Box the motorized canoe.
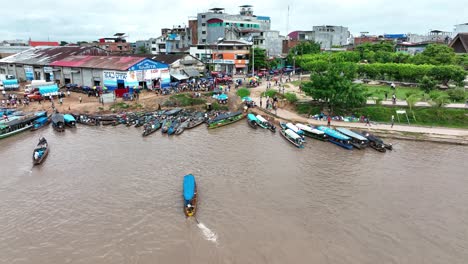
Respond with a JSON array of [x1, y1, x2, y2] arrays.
[[336, 128, 368, 149], [183, 174, 197, 217], [316, 126, 353, 150], [295, 123, 327, 141], [32, 137, 49, 165], [247, 113, 258, 129], [280, 128, 304, 148]]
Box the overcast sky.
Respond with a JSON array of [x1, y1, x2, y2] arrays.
[[1, 0, 467, 42]]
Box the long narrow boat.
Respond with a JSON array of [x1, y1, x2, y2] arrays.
[[247, 113, 258, 129], [296, 123, 327, 141], [186, 117, 205, 129], [165, 108, 183, 116], [280, 122, 304, 137], [175, 120, 190, 135], [357, 131, 390, 152], [280, 128, 304, 148], [316, 126, 353, 150], [255, 115, 276, 132], [168, 119, 180, 135], [32, 137, 49, 165], [336, 128, 368, 149], [31, 115, 51, 131], [183, 174, 197, 217], [51, 113, 65, 132], [207, 111, 245, 129], [142, 119, 161, 137], [63, 114, 76, 128], [0, 114, 37, 139], [161, 119, 172, 134]]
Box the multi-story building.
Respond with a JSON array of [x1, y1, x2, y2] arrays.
[[97, 33, 132, 54], [454, 23, 468, 34], [196, 6, 271, 44], [312, 25, 350, 49], [189, 39, 251, 75]]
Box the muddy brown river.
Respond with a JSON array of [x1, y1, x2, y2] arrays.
[[0, 123, 467, 263]]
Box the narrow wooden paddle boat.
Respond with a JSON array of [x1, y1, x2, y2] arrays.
[[336, 128, 368, 149], [142, 119, 161, 137], [175, 120, 190, 135], [280, 128, 304, 148], [32, 137, 49, 165], [207, 111, 245, 129], [316, 126, 353, 150], [183, 174, 197, 217], [247, 113, 258, 129]]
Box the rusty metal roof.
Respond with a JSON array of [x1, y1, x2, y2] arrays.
[[0, 46, 108, 66], [50, 55, 146, 71]]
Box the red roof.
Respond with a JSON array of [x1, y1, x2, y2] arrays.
[[29, 41, 59, 47], [50, 55, 146, 71]]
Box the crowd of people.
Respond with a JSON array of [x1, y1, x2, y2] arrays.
[[1, 92, 29, 108]]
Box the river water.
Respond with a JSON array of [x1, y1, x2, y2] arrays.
[[0, 123, 467, 264]]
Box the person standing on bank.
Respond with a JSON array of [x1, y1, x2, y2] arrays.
[[365, 116, 371, 127], [391, 115, 395, 128], [327, 116, 331, 127]]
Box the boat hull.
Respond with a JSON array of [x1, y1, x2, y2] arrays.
[[280, 129, 304, 148], [207, 113, 245, 129], [0, 124, 33, 139]]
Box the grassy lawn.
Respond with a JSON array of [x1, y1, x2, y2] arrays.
[[362, 84, 466, 103]]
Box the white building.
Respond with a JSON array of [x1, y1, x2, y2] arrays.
[[454, 23, 468, 34]]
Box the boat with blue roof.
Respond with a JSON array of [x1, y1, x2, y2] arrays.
[[316, 126, 353, 150], [247, 113, 258, 129], [295, 123, 327, 141], [336, 127, 368, 149], [63, 114, 76, 128], [183, 174, 197, 217]]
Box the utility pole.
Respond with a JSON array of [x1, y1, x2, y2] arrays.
[[252, 44, 255, 76]]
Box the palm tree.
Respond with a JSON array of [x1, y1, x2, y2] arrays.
[[406, 94, 419, 121]]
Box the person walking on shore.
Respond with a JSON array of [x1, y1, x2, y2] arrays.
[[327, 116, 331, 127], [391, 115, 395, 128], [365, 116, 371, 127], [79, 96, 82, 104]]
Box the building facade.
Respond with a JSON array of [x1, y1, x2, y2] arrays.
[[454, 23, 468, 34], [312, 25, 350, 49], [196, 6, 271, 44], [97, 33, 132, 54]]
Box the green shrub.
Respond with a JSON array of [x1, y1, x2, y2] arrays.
[[263, 89, 278, 98], [296, 103, 321, 115], [284, 92, 298, 103], [419, 76, 437, 93], [236, 88, 250, 98], [447, 88, 466, 102], [212, 102, 229, 111]]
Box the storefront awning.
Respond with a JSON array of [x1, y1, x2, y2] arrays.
[[183, 68, 200, 77], [170, 73, 189, 80], [235, 64, 246, 68]]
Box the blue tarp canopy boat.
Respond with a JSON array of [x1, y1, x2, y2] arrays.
[[183, 174, 196, 202], [242, 96, 253, 102], [63, 114, 76, 123], [247, 113, 258, 121], [317, 126, 350, 140]]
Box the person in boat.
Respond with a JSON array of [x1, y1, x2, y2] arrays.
[[34, 151, 40, 160], [187, 203, 194, 214]]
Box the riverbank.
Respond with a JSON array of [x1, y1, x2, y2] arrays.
[[10, 85, 468, 145]]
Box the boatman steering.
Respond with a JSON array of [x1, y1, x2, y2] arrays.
[[187, 203, 193, 214]]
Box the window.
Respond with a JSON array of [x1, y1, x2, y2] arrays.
[[176, 44, 179, 49], [152, 48, 156, 51], [151, 41, 156, 44], [202, 31, 206, 34], [159, 44, 166, 49], [201, 15, 206, 18], [240, 23, 244, 27], [202, 23, 206, 26], [202, 39, 206, 43], [217, 54, 223, 59]]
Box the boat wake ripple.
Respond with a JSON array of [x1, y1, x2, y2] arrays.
[[197, 222, 218, 244]]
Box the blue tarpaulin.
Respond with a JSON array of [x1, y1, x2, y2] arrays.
[[2, 79, 19, 89], [183, 174, 195, 201], [39, 84, 59, 95]]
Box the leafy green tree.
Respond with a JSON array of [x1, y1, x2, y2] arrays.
[[411, 44, 456, 65], [447, 88, 466, 102], [137, 45, 149, 54], [288, 41, 321, 64], [301, 68, 367, 113], [249, 47, 268, 71], [419, 76, 437, 93]]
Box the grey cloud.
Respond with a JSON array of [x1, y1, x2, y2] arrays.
[[0, 0, 466, 42]]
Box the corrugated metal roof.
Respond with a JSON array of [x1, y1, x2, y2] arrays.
[[0, 46, 108, 66], [50, 55, 146, 71]]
